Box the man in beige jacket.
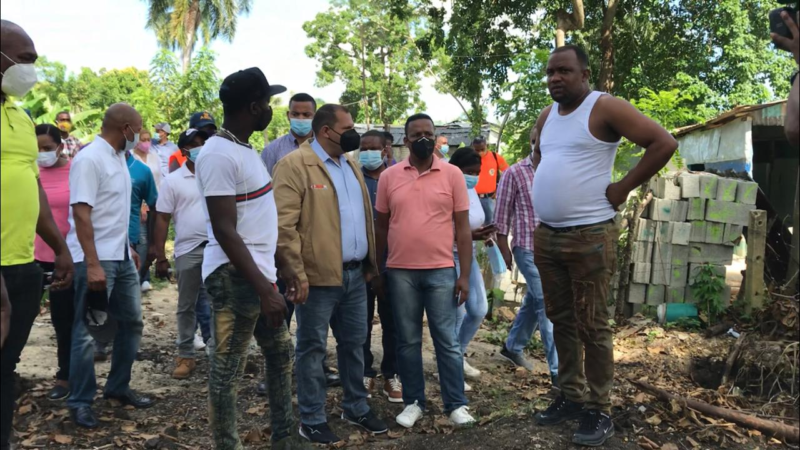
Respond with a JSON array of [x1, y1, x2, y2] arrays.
[[273, 104, 386, 445]]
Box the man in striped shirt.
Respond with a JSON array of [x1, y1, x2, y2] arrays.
[[494, 127, 558, 387]]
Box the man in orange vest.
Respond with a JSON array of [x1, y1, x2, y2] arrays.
[[472, 136, 508, 224]]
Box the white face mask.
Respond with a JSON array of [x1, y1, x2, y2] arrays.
[[123, 125, 140, 153], [37, 150, 59, 167], [0, 52, 38, 98]]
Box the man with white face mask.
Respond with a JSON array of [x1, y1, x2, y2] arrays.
[[66, 103, 155, 430], [1, 20, 75, 450]]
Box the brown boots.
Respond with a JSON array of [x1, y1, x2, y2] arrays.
[[172, 357, 197, 379]]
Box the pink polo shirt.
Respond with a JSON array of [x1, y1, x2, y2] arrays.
[[376, 157, 469, 269], [34, 162, 71, 263]]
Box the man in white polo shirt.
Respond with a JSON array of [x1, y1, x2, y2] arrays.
[[66, 103, 155, 430], [197, 67, 308, 450], [153, 128, 209, 380]]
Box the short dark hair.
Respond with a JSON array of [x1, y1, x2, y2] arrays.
[[382, 131, 393, 145], [362, 130, 385, 140], [55, 110, 71, 119], [289, 93, 317, 110], [312, 104, 349, 134], [472, 136, 487, 145], [36, 123, 62, 145], [551, 45, 589, 69], [404, 113, 434, 135], [449, 147, 481, 169]]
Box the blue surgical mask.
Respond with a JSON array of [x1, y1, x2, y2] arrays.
[[440, 144, 449, 156], [290, 118, 312, 136], [464, 174, 479, 189], [188, 146, 203, 162], [359, 150, 384, 170]]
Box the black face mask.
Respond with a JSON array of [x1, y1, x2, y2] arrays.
[[254, 102, 273, 132], [410, 136, 435, 159], [329, 128, 361, 152]]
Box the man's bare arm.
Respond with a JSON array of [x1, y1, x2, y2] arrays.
[[153, 212, 172, 278], [532, 105, 552, 171]]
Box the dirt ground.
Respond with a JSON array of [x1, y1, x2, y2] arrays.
[[10, 280, 799, 449]]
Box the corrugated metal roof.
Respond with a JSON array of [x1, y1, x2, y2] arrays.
[[353, 121, 497, 147], [673, 100, 787, 137]]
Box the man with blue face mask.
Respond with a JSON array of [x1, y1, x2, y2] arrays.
[[358, 130, 403, 403], [153, 128, 211, 380], [261, 92, 317, 176], [434, 134, 449, 160]]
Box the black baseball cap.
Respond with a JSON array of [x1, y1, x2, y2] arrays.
[[177, 128, 210, 149], [219, 67, 286, 108], [189, 111, 216, 129]]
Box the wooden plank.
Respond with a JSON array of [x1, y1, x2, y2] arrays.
[[745, 210, 767, 311]]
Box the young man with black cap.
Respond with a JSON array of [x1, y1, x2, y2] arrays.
[[196, 67, 307, 450], [274, 104, 387, 444], [168, 112, 218, 173], [153, 128, 210, 380]]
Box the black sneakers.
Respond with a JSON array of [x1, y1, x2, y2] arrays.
[[299, 422, 341, 445], [573, 409, 614, 447], [341, 410, 389, 434], [534, 394, 585, 425]]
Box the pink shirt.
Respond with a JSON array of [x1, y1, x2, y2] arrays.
[[34, 162, 71, 263], [376, 157, 469, 269]]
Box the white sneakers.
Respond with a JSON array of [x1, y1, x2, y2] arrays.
[[396, 401, 424, 428], [464, 381, 473, 392], [363, 377, 374, 398], [140, 281, 152, 293], [396, 402, 475, 429], [193, 334, 207, 351], [463, 359, 482, 380], [449, 406, 476, 427]]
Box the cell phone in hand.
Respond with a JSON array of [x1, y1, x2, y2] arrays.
[[770, 5, 798, 51]]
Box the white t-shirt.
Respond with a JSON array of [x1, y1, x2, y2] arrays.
[[195, 136, 278, 282], [454, 188, 485, 252], [66, 137, 132, 263], [134, 151, 163, 189], [156, 164, 207, 259]]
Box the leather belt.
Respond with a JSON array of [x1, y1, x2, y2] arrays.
[[540, 219, 614, 233], [343, 261, 362, 271], [478, 193, 494, 199]]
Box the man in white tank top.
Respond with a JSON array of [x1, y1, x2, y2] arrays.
[[530, 45, 677, 447]]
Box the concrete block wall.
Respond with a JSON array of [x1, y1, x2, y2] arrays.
[[627, 172, 751, 307]]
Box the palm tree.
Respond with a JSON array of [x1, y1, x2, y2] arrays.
[[145, 0, 253, 73]]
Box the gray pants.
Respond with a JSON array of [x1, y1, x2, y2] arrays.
[[176, 245, 206, 358]]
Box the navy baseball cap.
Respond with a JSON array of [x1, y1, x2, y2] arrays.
[[219, 67, 286, 108], [189, 111, 216, 129]]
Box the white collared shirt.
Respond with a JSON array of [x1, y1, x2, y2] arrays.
[[66, 137, 132, 263], [156, 164, 208, 259]]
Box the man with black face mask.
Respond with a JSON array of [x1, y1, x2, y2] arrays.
[[195, 67, 309, 450], [273, 104, 386, 444]]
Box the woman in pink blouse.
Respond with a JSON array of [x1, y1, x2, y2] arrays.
[[34, 124, 74, 401]]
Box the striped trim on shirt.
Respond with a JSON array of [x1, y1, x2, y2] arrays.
[[235, 182, 272, 202]]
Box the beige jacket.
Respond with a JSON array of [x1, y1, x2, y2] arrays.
[[273, 141, 377, 286]]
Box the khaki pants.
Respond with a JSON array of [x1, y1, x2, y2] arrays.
[[534, 221, 619, 413]]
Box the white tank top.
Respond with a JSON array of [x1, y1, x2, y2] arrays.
[[532, 91, 620, 227]]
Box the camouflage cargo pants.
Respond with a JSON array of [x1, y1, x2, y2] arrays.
[[534, 221, 619, 413], [205, 263, 295, 450]]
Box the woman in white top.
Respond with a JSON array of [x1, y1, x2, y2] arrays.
[[450, 147, 496, 387], [133, 129, 163, 189]]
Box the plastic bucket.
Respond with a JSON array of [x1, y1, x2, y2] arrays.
[[657, 303, 698, 324]]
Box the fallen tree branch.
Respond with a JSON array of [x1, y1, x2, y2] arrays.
[[720, 332, 747, 388], [705, 321, 733, 338], [629, 379, 800, 443]]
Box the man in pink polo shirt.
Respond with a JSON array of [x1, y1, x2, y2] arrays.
[[375, 113, 475, 429]]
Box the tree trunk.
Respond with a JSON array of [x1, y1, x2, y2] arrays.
[[495, 110, 512, 152], [597, 0, 620, 93], [555, 0, 585, 47], [359, 24, 370, 128], [181, 0, 201, 73], [469, 98, 484, 138]]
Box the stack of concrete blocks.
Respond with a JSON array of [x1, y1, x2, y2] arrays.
[[627, 173, 757, 309]]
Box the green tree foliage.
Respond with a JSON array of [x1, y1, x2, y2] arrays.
[[303, 0, 427, 128], [144, 0, 252, 72]]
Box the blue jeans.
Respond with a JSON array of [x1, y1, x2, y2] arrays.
[[505, 247, 558, 375], [388, 268, 467, 413], [68, 260, 144, 408], [295, 266, 369, 425], [453, 250, 488, 354], [479, 196, 495, 225], [195, 290, 211, 343]]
